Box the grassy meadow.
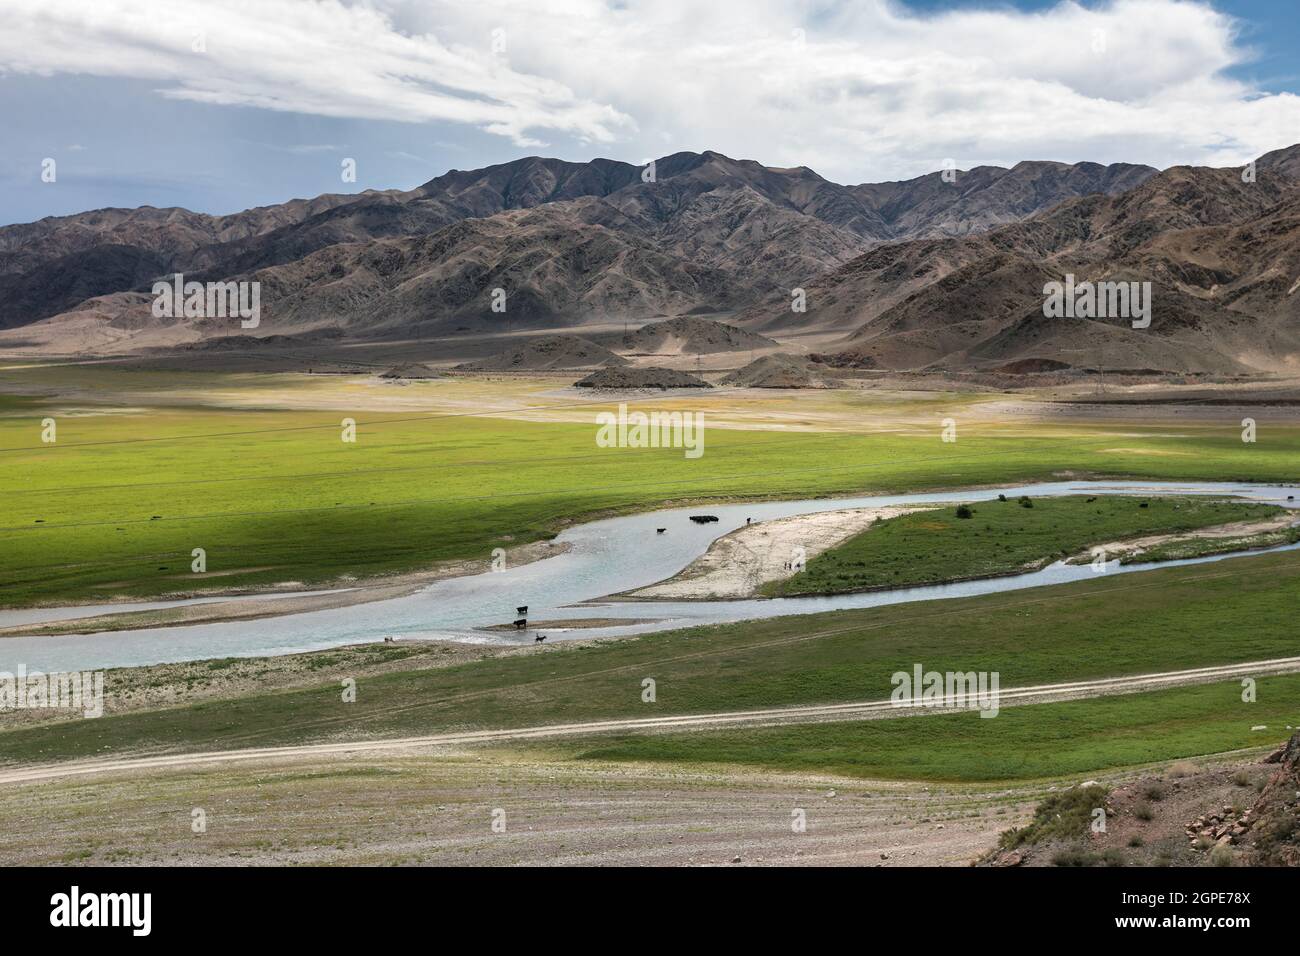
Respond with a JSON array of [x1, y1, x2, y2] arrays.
[[1, 365, 1297, 607], [555, 674, 1300, 782], [766, 494, 1283, 595]]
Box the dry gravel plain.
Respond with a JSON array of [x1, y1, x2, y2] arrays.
[[0, 750, 1038, 867]]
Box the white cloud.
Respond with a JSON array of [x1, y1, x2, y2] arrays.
[[0, 0, 633, 147], [260, 143, 342, 155], [386, 150, 437, 164], [3, 0, 1299, 181]]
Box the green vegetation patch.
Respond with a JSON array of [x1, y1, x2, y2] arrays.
[[999, 784, 1109, 849], [562, 675, 1300, 782], [766, 495, 1280, 596]]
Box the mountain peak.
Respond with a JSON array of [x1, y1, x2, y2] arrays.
[[7, 145, 1277, 371], [1257, 143, 1300, 178]]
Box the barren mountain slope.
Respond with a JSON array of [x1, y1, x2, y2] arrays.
[[853, 160, 1156, 239], [620, 316, 778, 355], [453, 334, 628, 371], [747, 151, 1300, 374], [0, 192, 378, 278], [4, 147, 1295, 369]]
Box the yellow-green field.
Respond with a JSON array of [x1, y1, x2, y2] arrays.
[[1, 365, 1296, 606]]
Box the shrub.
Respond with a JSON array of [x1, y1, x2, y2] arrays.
[[955, 505, 974, 519], [1253, 813, 1298, 860], [1050, 848, 1093, 867], [1134, 803, 1155, 821], [1049, 847, 1124, 867], [999, 784, 1108, 849]]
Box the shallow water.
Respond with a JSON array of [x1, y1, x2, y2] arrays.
[[3, 480, 1296, 672]]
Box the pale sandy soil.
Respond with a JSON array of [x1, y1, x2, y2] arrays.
[[622, 505, 937, 600], [0, 538, 569, 638], [0, 750, 1036, 867], [3, 743, 1277, 867], [1075, 513, 1298, 563]]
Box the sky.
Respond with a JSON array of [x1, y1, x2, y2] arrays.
[[3, 0, 1300, 226]]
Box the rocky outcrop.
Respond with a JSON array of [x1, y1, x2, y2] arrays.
[[574, 366, 711, 389]]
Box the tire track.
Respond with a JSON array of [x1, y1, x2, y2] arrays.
[[2, 653, 1295, 787]]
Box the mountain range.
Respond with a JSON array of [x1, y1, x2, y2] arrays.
[[2, 144, 1298, 375]]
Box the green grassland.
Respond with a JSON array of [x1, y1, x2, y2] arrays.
[[556, 675, 1300, 782], [1, 367, 1298, 606], [765, 495, 1283, 596], [3, 551, 1298, 766]]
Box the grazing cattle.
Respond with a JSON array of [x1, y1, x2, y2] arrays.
[[656, 528, 666, 534], [513, 618, 527, 629], [516, 605, 528, 615]]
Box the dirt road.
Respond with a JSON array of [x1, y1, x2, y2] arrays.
[[3, 655, 1296, 788]]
